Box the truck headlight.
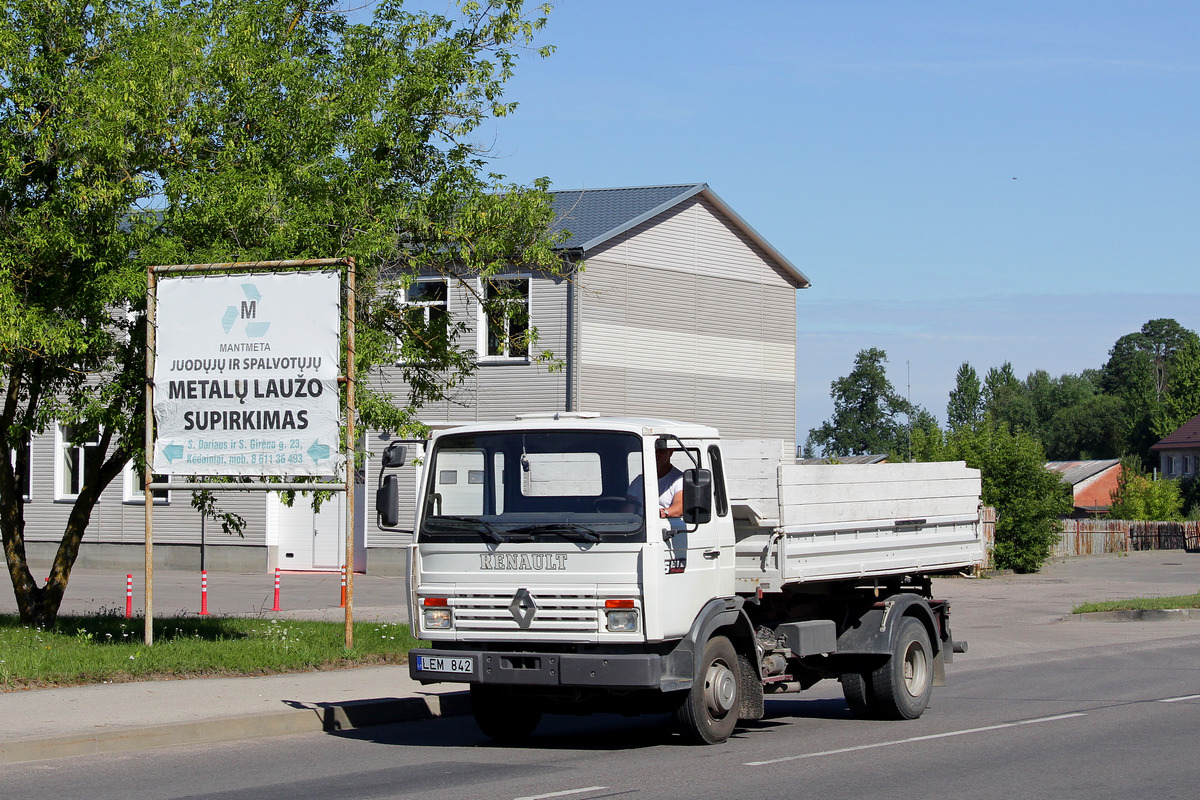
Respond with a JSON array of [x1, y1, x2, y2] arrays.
[[605, 609, 639, 632], [423, 606, 453, 630]]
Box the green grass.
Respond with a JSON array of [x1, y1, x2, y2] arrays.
[[1072, 592, 1200, 614], [0, 614, 423, 690]]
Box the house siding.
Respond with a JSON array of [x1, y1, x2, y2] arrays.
[[21, 431, 268, 550], [576, 196, 797, 448]]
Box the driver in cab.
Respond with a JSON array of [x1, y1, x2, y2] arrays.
[[626, 447, 684, 518]]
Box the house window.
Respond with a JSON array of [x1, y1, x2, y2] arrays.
[[55, 423, 103, 500], [479, 276, 530, 359], [399, 279, 449, 356], [9, 435, 32, 501], [124, 461, 169, 504]]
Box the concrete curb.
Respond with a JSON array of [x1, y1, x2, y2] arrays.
[[1064, 608, 1200, 623], [0, 691, 472, 766]]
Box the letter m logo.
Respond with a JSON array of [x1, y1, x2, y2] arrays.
[[240, 300, 257, 319]]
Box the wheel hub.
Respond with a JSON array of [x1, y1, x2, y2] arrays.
[[704, 661, 737, 715], [902, 640, 929, 698]]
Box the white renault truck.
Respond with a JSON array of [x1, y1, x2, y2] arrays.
[[376, 415, 984, 745]]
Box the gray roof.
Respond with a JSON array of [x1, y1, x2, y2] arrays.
[[1044, 460, 1121, 486], [796, 454, 889, 465], [549, 183, 810, 288]]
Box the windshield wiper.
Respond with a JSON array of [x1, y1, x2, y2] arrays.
[[505, 522, 602, 543], [428, 515, 505, 544]]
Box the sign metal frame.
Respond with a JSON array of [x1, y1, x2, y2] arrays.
[[144, 258, 358, 648]]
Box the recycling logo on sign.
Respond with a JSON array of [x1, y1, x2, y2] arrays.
[[220, 284, 271, 337]]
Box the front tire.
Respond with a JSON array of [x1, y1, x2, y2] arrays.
[[470, 684, 542, 743], [675, 635, 740, 744]]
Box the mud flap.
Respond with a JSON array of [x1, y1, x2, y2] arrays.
[[739, 653, 764, 720], [933, 647, 947, 687]]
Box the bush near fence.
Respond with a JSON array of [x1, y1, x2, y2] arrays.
[[1055, 519, 1200, 557]]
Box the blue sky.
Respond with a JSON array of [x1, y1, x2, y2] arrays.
[[443, 1, 1200, 437]]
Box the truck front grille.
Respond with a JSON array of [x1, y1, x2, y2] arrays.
[[451, 590, 598, 634]]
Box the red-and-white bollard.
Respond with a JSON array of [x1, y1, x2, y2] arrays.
[[339, 565, 347, 608], [125, 573, 133, 619], [271, 567, 281, 612], [200, 570, 209, 616]]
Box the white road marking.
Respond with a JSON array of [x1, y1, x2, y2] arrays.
[[512, 787, 609, 800], [744, 712, 1088, 766], [1160, 694, 1200, 703]]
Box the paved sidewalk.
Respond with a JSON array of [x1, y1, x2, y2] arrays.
[[2, 551, 1198, 765]]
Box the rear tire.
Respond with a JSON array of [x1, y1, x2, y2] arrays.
[[841, 670, 878, 719], [470, 684, 542, 743], [871, 616, 934, 720], [675, 635, 740, 744]]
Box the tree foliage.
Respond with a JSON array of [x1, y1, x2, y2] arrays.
[[1154, 337, 1200, 439], [1102, 318, 1200, 464], [912, 416, 1071, 573], [805, 348, 917, 458], [946, 362, 982, 431], [0, 0, 562, 625], [983, 362, 1036, 433], [1107, 457, 1184, 521]]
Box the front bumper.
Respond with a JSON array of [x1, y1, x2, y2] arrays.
[[409, 647, 671, 689]]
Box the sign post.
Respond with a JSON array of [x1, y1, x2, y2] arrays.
[[145, 259, 353, 646]]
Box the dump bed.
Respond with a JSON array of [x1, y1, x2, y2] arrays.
[[723, 441, 985, 593]]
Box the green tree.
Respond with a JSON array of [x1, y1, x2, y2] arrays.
[[806, 348, 914, 458], [913, 417, 1071, 573], [1101, 319, 1200, 463], [1107, 457, 1183, 521], [1, 0, 561, 626], [1042, 393, 1125, 460], [1154, 337, 1200, 438], [983, 362, 1036, 433], [946, 362, 983, 431]]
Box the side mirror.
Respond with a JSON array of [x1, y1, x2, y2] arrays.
[[381, 442, 408, 469], [376, 474, 400, 529], [682, 469, 712, 525]]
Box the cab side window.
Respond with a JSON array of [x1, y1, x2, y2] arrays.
[[707, 445, 729, 518]]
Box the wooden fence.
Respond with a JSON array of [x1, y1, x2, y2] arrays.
[[1056, 519, 1200, 556]]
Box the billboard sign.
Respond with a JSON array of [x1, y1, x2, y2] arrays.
[[153, 271, 342, 476]]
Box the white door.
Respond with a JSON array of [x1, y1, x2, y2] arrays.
[[273, 493, 345, 571], [312, 495, 345, 570], [655, 446, 727, 638]]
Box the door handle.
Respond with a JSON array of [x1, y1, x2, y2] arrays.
[[703, 549, 720, 559]]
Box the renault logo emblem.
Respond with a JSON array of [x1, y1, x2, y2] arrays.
[[509, 588, 537, 629]]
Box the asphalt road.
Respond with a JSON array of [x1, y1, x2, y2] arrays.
[[6, 632, 1199, 800]]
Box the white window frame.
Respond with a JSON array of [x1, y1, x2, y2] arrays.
[[54, 422, 104, 501], [396, 278, 450, 364], [477, 274, 531, 362], [123, 461, 170, 505]]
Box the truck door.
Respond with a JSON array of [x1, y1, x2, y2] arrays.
[[657, 443, 733, 638]]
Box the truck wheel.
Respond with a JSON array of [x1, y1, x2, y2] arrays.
[[871, 616, 933, 720], [675, 635, 740, 744], [840, 670, 878, 719], [470, 685, 542, 743]]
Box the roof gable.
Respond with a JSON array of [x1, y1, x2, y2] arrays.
[[550, 183, 810, 289], [1152, 413, 1200, 450]]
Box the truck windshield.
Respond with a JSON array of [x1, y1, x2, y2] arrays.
[[419, 430, 646, 543]]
